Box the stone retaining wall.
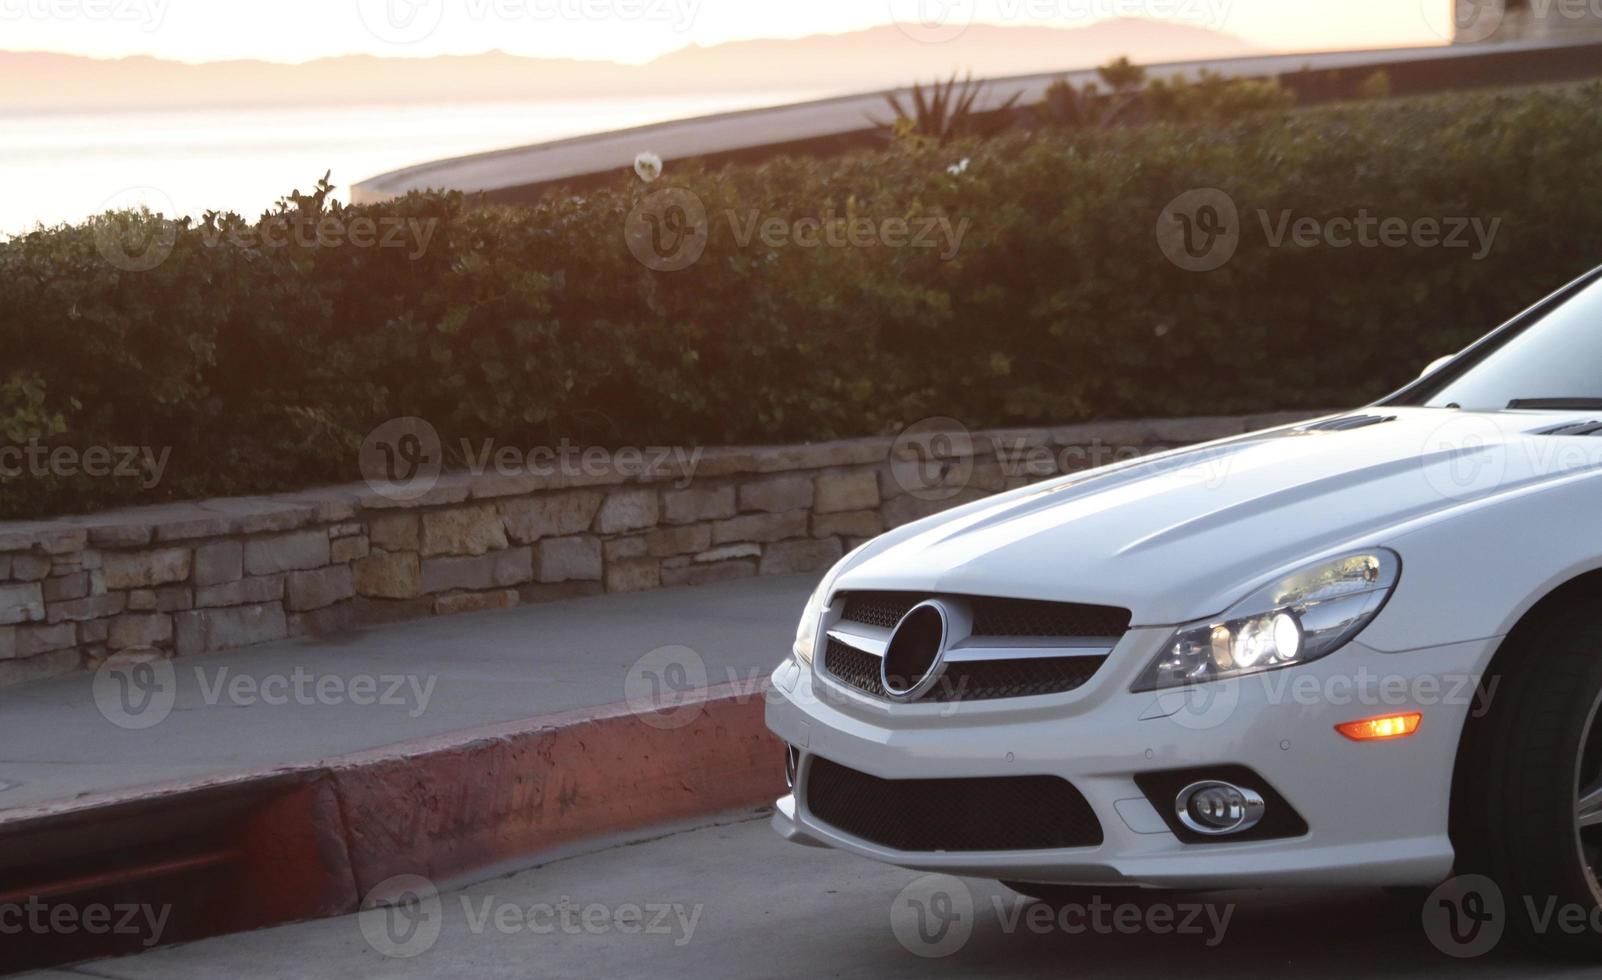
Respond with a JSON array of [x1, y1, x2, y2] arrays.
[[0, 412, 1311, 686]]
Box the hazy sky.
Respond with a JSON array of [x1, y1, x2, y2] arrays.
[[6, 0, 1455, 64]]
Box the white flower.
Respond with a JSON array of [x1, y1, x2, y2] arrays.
[[634, 152, 664, 183], [947, 158, 970, 176]]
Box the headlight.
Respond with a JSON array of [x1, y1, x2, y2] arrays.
[[792, 584, 828, 667], [1132, 550, 1400, 692]]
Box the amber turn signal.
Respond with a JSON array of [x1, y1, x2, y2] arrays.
[[1336, 712, 1422, 741]]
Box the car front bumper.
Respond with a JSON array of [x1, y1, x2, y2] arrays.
[[765, 627, 1497, 889]]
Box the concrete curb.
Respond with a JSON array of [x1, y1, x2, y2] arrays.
[[0, 680, 782, 973], [328, 679, 781, 893]]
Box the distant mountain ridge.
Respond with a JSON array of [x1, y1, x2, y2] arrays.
[[0, 20, 1259, 113]]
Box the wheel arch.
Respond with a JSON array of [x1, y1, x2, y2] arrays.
[[1448, 567, 1602, 854]]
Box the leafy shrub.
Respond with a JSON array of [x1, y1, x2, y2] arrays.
[[1038, 61, 1297, 129], [4, 84, 1602, 518]]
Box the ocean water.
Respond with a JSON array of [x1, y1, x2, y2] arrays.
[[0, 91, 821, 235]]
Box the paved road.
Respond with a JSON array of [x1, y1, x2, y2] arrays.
[[0, 574, 814, 811], [23, 812, 1591, 979], [353, 39, 1592, 204]]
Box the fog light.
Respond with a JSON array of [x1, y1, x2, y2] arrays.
[[1175, 780, 1266, 836]]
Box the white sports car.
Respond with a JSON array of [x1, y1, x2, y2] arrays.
[[766, 268, 1602, 955]]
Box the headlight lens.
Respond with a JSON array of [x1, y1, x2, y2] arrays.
[[792, 584, 828, 667], [1133, 550, 1400, 692]]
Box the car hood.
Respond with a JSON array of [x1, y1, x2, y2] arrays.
[[835, 408, 1602, 626]]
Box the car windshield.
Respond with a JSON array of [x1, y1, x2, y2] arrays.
[[1407, 277, 1602, 411]]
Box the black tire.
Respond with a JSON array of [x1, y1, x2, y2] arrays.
[[1454, 600, 1602, 958], [999, 881, 1177, 909]]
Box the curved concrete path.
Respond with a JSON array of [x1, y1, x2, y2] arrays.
[[352, 38, 1596, 205]]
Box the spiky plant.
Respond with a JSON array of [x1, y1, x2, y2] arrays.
[[872, 72, 1023, 144]]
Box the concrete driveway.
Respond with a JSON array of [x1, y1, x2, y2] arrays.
[[23, 812, 1590, 980]]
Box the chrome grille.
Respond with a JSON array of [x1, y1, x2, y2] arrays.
[[822, 591, 1130, 703]]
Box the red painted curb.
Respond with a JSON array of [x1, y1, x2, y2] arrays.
[[328, 680, 784, 893], [0, 680, 783, 973]]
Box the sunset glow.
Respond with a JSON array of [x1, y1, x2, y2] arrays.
[[4, 0, 1454, 65]]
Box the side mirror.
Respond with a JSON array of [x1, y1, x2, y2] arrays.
[[1420, 355, 1455, 379]]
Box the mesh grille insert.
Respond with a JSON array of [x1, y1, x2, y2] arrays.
[[806, 756, 1103, 852], [822, 639, 1103, 702], [840, 592, 1131, 638]]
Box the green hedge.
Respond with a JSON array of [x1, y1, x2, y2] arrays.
[[5, 83, 1602, 519]]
